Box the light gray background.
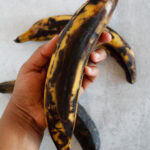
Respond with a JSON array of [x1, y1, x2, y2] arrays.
[[0, 0, 150, 150]]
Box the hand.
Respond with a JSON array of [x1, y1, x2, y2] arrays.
[[11, 32, 112, 131], [0, 32, 112, 150]]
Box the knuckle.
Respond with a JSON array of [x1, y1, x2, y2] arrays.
[[20, 61, 28, 71]]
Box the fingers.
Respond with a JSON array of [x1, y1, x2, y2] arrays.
[[98, 32, 112, 43], [80, 32, 112, 95], [90, 32, 111, 63], [81, 49, 106, 94], [84, 66, 99, 77], [81, 48, 107, 94], [90, 49, 107, 63], [80, 75, 98, 95], [25, 35, 59, 71], [80, 65, 99, 95]]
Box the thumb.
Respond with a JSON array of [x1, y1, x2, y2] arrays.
[[24, 35, 59, 72]]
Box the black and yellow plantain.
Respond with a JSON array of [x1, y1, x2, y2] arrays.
[[15, 15, 72, 43], [44, 0, 118, 149], [14, 15, 136, 84], [0, 81, 100, 150], [98, 27, 136, 83], [14, 15, 72, 43]]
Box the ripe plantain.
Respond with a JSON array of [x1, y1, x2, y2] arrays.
[[14, 15, 136, 84], [44, 0, 118, 149], [0, 81, 100, 150], [98, 27, 136, 83], [15, 15, 72, 43]]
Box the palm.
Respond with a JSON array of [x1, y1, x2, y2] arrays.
[[12, 68, 47, 129]]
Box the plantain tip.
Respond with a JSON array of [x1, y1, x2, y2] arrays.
[[126, 75, 136, 84], [0, 86, 8, 93], [14, 37, 21, 43], [130, 79, 136, 84]]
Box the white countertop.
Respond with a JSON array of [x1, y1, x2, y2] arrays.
[[0, 0, 150, 149]]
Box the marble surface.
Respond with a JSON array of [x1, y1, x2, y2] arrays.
[[0, 0, 150, 149]]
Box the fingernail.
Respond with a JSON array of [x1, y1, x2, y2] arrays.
[[101, 50, 107, 59], [93, 52, 101, 60], [94, 50, 107, 61], [104, 31, 112, 42], [86, 66, 92, 73], [107, 33, 112, 41]]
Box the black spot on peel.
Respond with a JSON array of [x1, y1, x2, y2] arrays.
[[89, 0, 104, 5], [48, 20, 69, 30], [58, 132, 70, 146], [29, 20, 69, 40], [118, 46, 128, 56], [46, 86, 55, 106], [60, 118, 74, 137], [48, 18, 57, 24], [14, 37, 21, 43], [33, 29, 58, 38], [49, 50, 64, 85]]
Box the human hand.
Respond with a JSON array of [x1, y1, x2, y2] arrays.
[[10, 32, 112, 132], [0, 32, 112, 150]]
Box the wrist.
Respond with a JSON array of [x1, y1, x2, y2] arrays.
[[0, 100, 44, 149], [2, 100, 44, 135]]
